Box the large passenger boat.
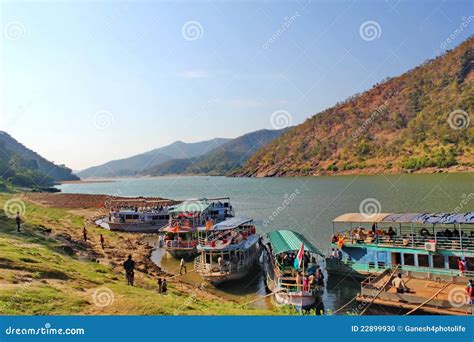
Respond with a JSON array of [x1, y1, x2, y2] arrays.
[[104, 199, 172, 233], [327, 212, 474, 279], [327, 212, 474, 315], [163, 198, 235, 259], [263, 230, 324, 310], [194, 217, 262, 285]]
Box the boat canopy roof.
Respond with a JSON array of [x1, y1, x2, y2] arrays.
[[333, 212, 474, 225], [169, 200, 210, 214], [267, 230, 323, 256], [199, 217, 253, 231]]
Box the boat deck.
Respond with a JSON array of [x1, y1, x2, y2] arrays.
[[359, 273, 473, 315]]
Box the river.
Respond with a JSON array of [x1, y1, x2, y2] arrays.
[[57, 173, 474, 313]]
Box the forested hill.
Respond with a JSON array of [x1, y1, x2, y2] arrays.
[[234, 36, 473, 177], [0, 131, 78, 189]]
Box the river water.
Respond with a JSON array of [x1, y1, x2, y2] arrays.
[[57, 173, 474, 313]]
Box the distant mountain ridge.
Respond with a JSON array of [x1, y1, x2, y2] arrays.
[[0, 131, 78, 187], [234, 36, 474, 177], [77, 138, 231, 178], [140, 128, 288, 176]]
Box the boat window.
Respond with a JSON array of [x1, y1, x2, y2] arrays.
[[403, 253, 415, 266], [432, 255, 445, 269], [377, 261, 385, 268], [448, 256, 460, 270], [368, 262, 375, 268], [417, 254, 430, 267], [133, 215, 139, 219], [466, 257, 474, 271], [125, 215, 132, 220], [205, 254, 211, 264]]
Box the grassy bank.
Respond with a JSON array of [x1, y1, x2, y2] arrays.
[[0, 193, 274, 315]]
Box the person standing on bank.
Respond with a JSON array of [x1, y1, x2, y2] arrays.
[[15, 212, 21, 232]]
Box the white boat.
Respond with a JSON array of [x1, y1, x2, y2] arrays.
[[194, 217, 262, 285], [263, 230, 324, 310], [163, 198, 235, 259]]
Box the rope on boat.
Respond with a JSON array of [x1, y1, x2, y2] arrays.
[[241, 289, 284, 307], [359, 264, 401, 316], [404, 281, 452, 316], [332, 295, 358, 315]]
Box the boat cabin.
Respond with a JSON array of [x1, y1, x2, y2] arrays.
[[328, 212, 474, 280]]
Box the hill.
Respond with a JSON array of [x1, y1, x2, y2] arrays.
[[0, 131, 78, 188], [77, 138, 230, 178], [140, 129, 288, 176], [234, 37, 474, 177]]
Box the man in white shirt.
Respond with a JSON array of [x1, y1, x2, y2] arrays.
[[392, 274, 408, 294]]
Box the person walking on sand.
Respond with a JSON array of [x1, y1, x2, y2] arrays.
[[180, 258, 187, 275], [82, 226, 88, 242], [15, 212, 21, 232], [123, 255, 135, 286], [100, 234, 105, 249]]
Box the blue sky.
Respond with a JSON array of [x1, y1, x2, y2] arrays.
[[1, 0, 472, 170]]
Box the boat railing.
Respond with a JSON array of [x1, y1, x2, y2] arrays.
[[165, 240, 197, 249], [339, 234, 474, 251]]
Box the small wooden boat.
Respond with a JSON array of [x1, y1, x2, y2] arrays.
[[264, 230, 324, 310], [194, 217, 262, 285], [163, 198, 235, 260]]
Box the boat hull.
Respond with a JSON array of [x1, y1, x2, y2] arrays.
[[96, 219, 167, 233], [274, 291, 316, 310], [166, 247, 198, 260]]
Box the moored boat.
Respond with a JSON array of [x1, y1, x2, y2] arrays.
[[264, 230, 324, 310], [163, 198, 235, 259], [194, 217, 262, 285], [102, 199, 172, 233], [326, 212, 474, 315]]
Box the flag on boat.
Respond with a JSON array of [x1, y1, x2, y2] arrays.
[[294, 243, 305, 269]]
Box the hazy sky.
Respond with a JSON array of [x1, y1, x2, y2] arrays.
[[1, 0, 472, 170]]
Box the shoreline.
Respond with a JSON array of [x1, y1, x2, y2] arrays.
[[72, 166, 474, 182]]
